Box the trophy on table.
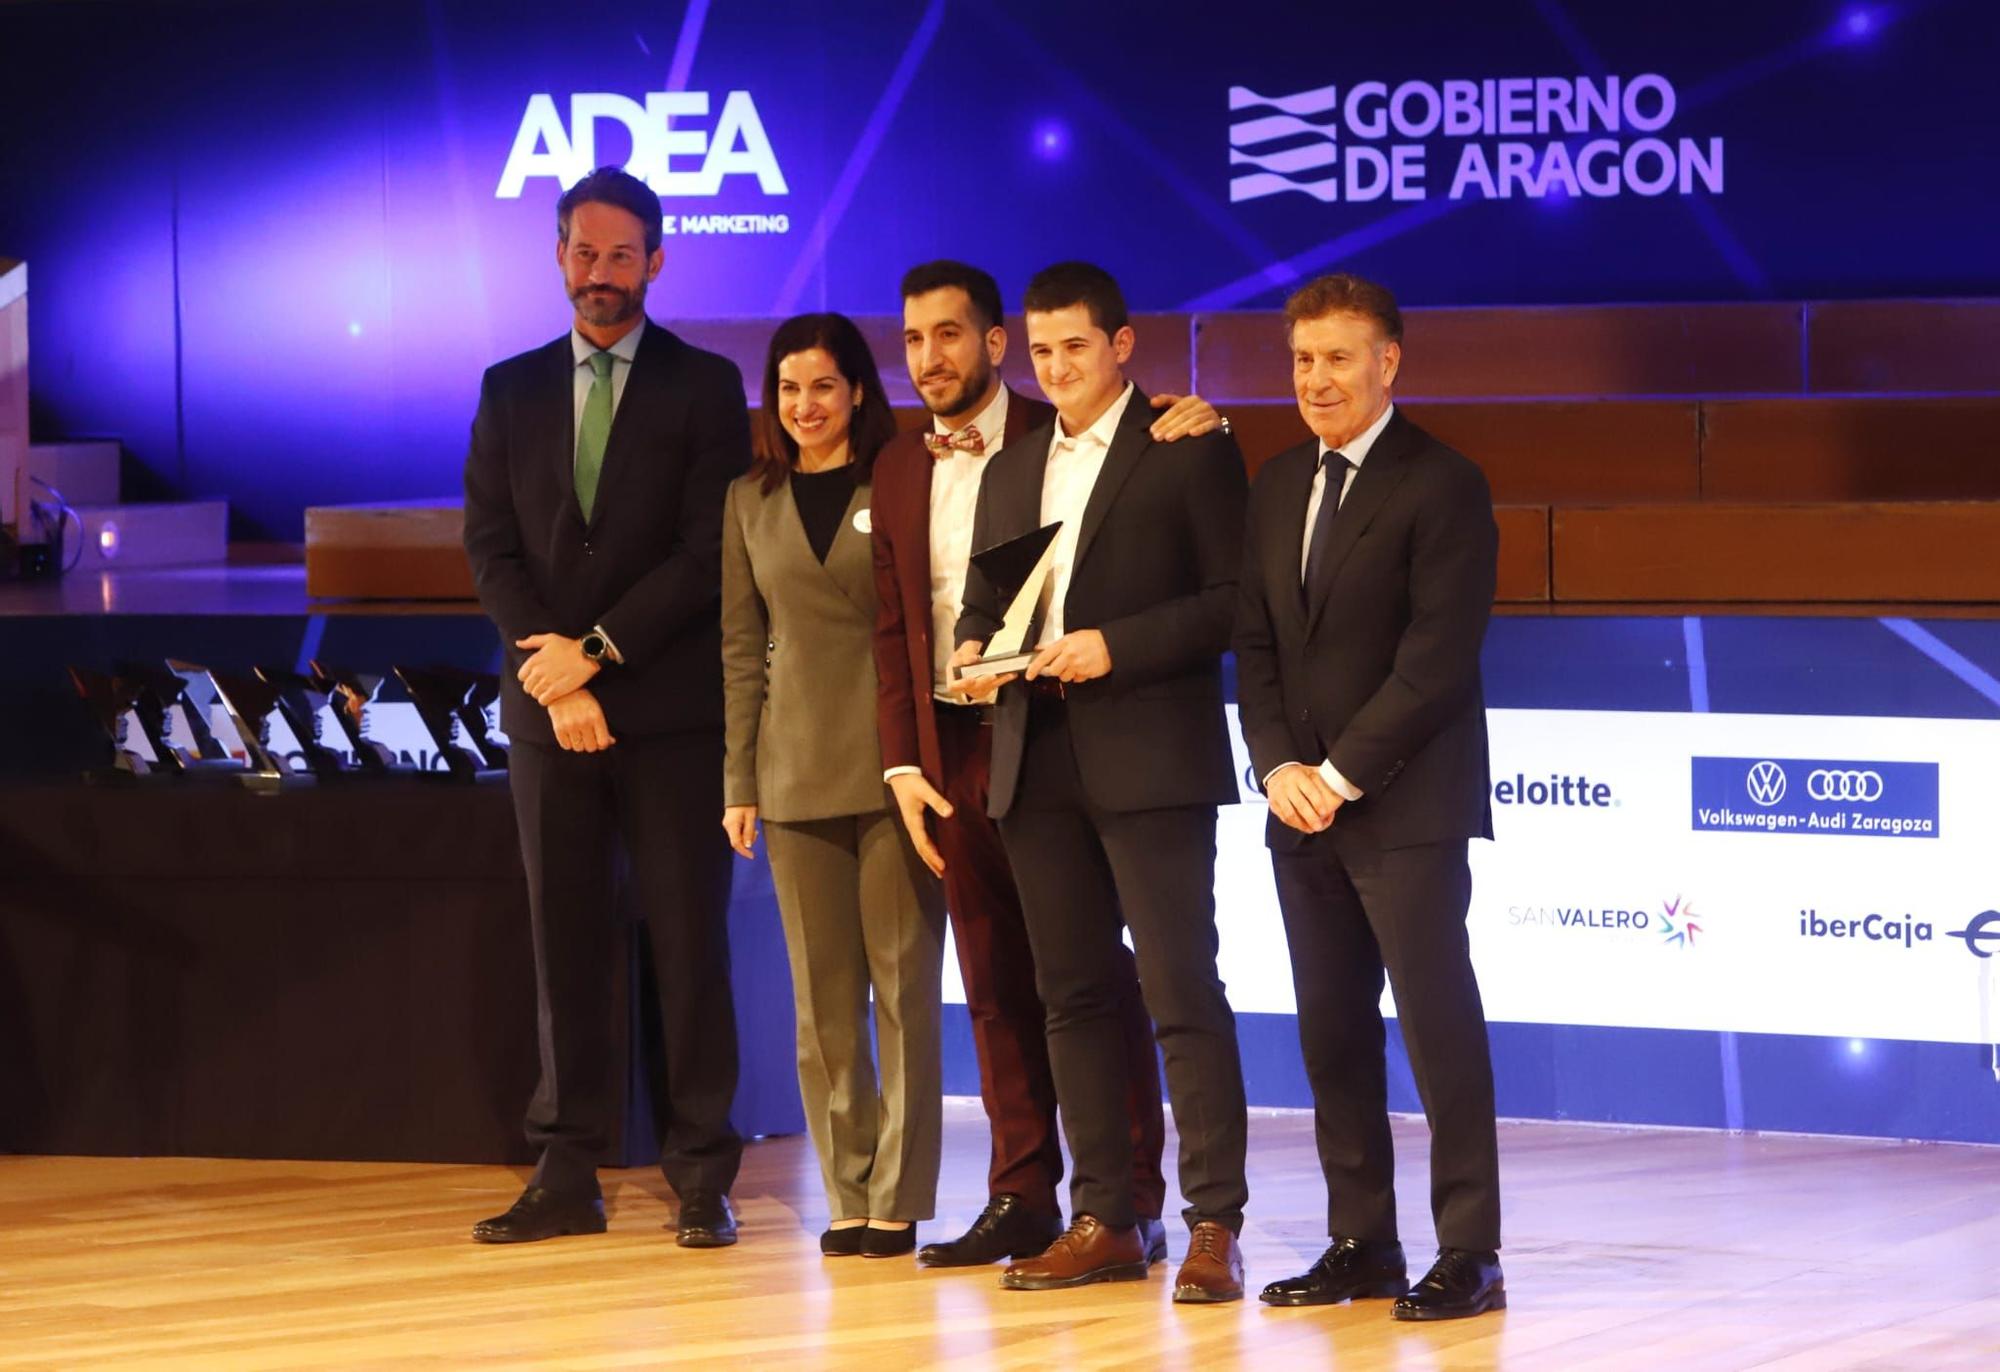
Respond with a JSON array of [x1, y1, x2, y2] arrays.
[[254, 665, 354, 781], [394, 665, 508, 781], [171, 660, 297, 791], [307, 660, 401, 773], [953, 521, 1063, 684], [67, 666, 160, 778], [114, 658, 238, 775]]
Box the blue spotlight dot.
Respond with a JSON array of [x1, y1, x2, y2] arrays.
[[1846, 1038, 1867, 1056], [1031, 118, 1071, 162], [1840, 6, 1877, 39], [347, 321, 364, 337]]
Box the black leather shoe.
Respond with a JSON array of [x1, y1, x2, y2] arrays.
[[1260, 1236, 1408, 1306], [1137, 1217, 1168, 1265], [1393, 1248, 1505, 1321], [471, 1186, 606, 1244], [821, 1225, 866, 1257], [674, 1190, 738, 1248], [917, 1194, 1062, 1267], [860, 1224, 917, 1259]]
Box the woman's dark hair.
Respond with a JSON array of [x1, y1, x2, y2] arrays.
[[751, 312, 897, 494]]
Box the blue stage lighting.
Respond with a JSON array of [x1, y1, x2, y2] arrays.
[[1840, 6, 1880, 41], [1846, 1038, 1867, 1056], [1031, 118, 1071, 162]]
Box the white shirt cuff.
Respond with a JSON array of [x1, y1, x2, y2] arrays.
[[883, 766, 923, 782], [1262, 759, 1364, 801]]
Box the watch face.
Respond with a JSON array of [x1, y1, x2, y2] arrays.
[[583, 634, 606, 659]]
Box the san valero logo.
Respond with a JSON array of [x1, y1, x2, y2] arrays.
[[1657, 895, 1702, 950]]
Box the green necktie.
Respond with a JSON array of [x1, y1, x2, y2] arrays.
[[574, 350, 615, 521]]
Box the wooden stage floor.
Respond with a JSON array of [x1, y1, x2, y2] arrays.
[[5, 1100, 1997, 1371]]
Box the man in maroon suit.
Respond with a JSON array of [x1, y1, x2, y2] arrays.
[[870, 260, 1223, 1267]]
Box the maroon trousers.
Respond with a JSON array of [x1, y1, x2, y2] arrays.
[[932, 702, 1167, 1219]]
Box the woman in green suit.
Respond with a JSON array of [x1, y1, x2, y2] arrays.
[[721, 313, 946, 1258]]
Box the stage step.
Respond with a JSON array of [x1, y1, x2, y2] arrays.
[[28, 440, 122, 505], [67, 500, 228, 570]]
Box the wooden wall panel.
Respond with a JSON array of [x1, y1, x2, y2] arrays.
[[1701, 397, 2000, 501], [1554, 502, 2000, 603], [1807, 300, 2000, 394]]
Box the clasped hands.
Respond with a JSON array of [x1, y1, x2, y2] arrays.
[[517, 633, 613, 753], [1266, 762, 1344, 834]]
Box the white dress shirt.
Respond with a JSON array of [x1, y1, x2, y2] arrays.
[[1269, 401, 1397, 801], [569, 321, 646, 663], [927, 385, 1009, 694], [1036, 382, 1136, 647]]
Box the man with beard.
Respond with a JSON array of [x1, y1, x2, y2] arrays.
[[869, 260, 1224, 1268], [463, 166, 749, 1248]]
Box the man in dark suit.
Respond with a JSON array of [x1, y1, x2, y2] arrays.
[[462, 167, 748, 1247], [871, 260, 1220, 1268], [952, 262, 1251, 1304], [1233, 273, 1504, 1319]]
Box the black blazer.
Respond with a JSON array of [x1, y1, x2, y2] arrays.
[[1233, 409, 1497, 851], [957, 385, 1247, 818], [462, 320, 751, 744]]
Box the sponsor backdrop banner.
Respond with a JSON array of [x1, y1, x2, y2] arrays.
[[3, 1, 1996, 535], [942, 709, 2000, 1052]]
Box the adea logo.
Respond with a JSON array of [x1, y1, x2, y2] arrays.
[[497, 91, 787, 199]]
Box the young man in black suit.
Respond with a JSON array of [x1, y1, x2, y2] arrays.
[[952, 262, 1252, 1304], [1233, 273, 1504, 1319], [462, 166, 749, 1247]]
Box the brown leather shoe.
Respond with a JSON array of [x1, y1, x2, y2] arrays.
[[1172, 1221, 1245, 1303], [999, 1214, 1149, 1290]]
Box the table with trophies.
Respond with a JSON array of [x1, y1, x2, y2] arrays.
[[0, 656, 803, 1162]]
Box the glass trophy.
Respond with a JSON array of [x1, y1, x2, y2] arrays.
[[255, 665, 353, 780], [394, 665, 506, 781], [115, 658, 239, 775], [956, 521, 1062, 681], [307, 660, 401, 773], [67, 666, 159, 778]]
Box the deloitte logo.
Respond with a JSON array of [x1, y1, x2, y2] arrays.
[[1491, 771, 1617, 808], [1798, 909, 1933, 950]]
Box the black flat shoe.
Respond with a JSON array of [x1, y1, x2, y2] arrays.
[[1260, 1236, 1408, 1306], [820, 1225, 866, 1256], [860, 1224, 917, 1258], [674, 1190, 739, 1248], [471, 1185, 607, 1244], [1393, 1248, 1505, 1321], [917, 1195, 1061, 1268]]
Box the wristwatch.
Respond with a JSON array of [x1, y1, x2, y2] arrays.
[[580, 630, 611, 663]]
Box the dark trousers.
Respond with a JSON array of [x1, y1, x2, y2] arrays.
[[1272, 832, 1501, 1251], [934, 702, 1166, 1220], [998, 698, 1247, 1233], [509, 729, 742, 1199]]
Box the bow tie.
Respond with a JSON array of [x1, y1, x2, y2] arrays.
[[924, 425, 985, 458]]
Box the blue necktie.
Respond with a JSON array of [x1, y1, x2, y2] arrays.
[[1302, 451, 1356, 599]]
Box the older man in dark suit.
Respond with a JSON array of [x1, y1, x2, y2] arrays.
[[1233, 273, 1504, 1320], [462, 166, 748, 1248]]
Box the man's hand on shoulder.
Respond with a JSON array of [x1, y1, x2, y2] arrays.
[[517, 632, 600, 705], [1147, 392, 1225, 443], [546, 688, 615, 753]]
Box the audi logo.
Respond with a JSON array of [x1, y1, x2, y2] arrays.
[[1808, 769, 1884, 802], [1744, 760, 1787, 807]]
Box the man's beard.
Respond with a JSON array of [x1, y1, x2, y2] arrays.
[[570, 280, 646, 327], [920, 355, 996, 420]]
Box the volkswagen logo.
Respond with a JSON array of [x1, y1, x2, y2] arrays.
[[1807, 769, 1884, 802], [1744, 760, 1787, 807]]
